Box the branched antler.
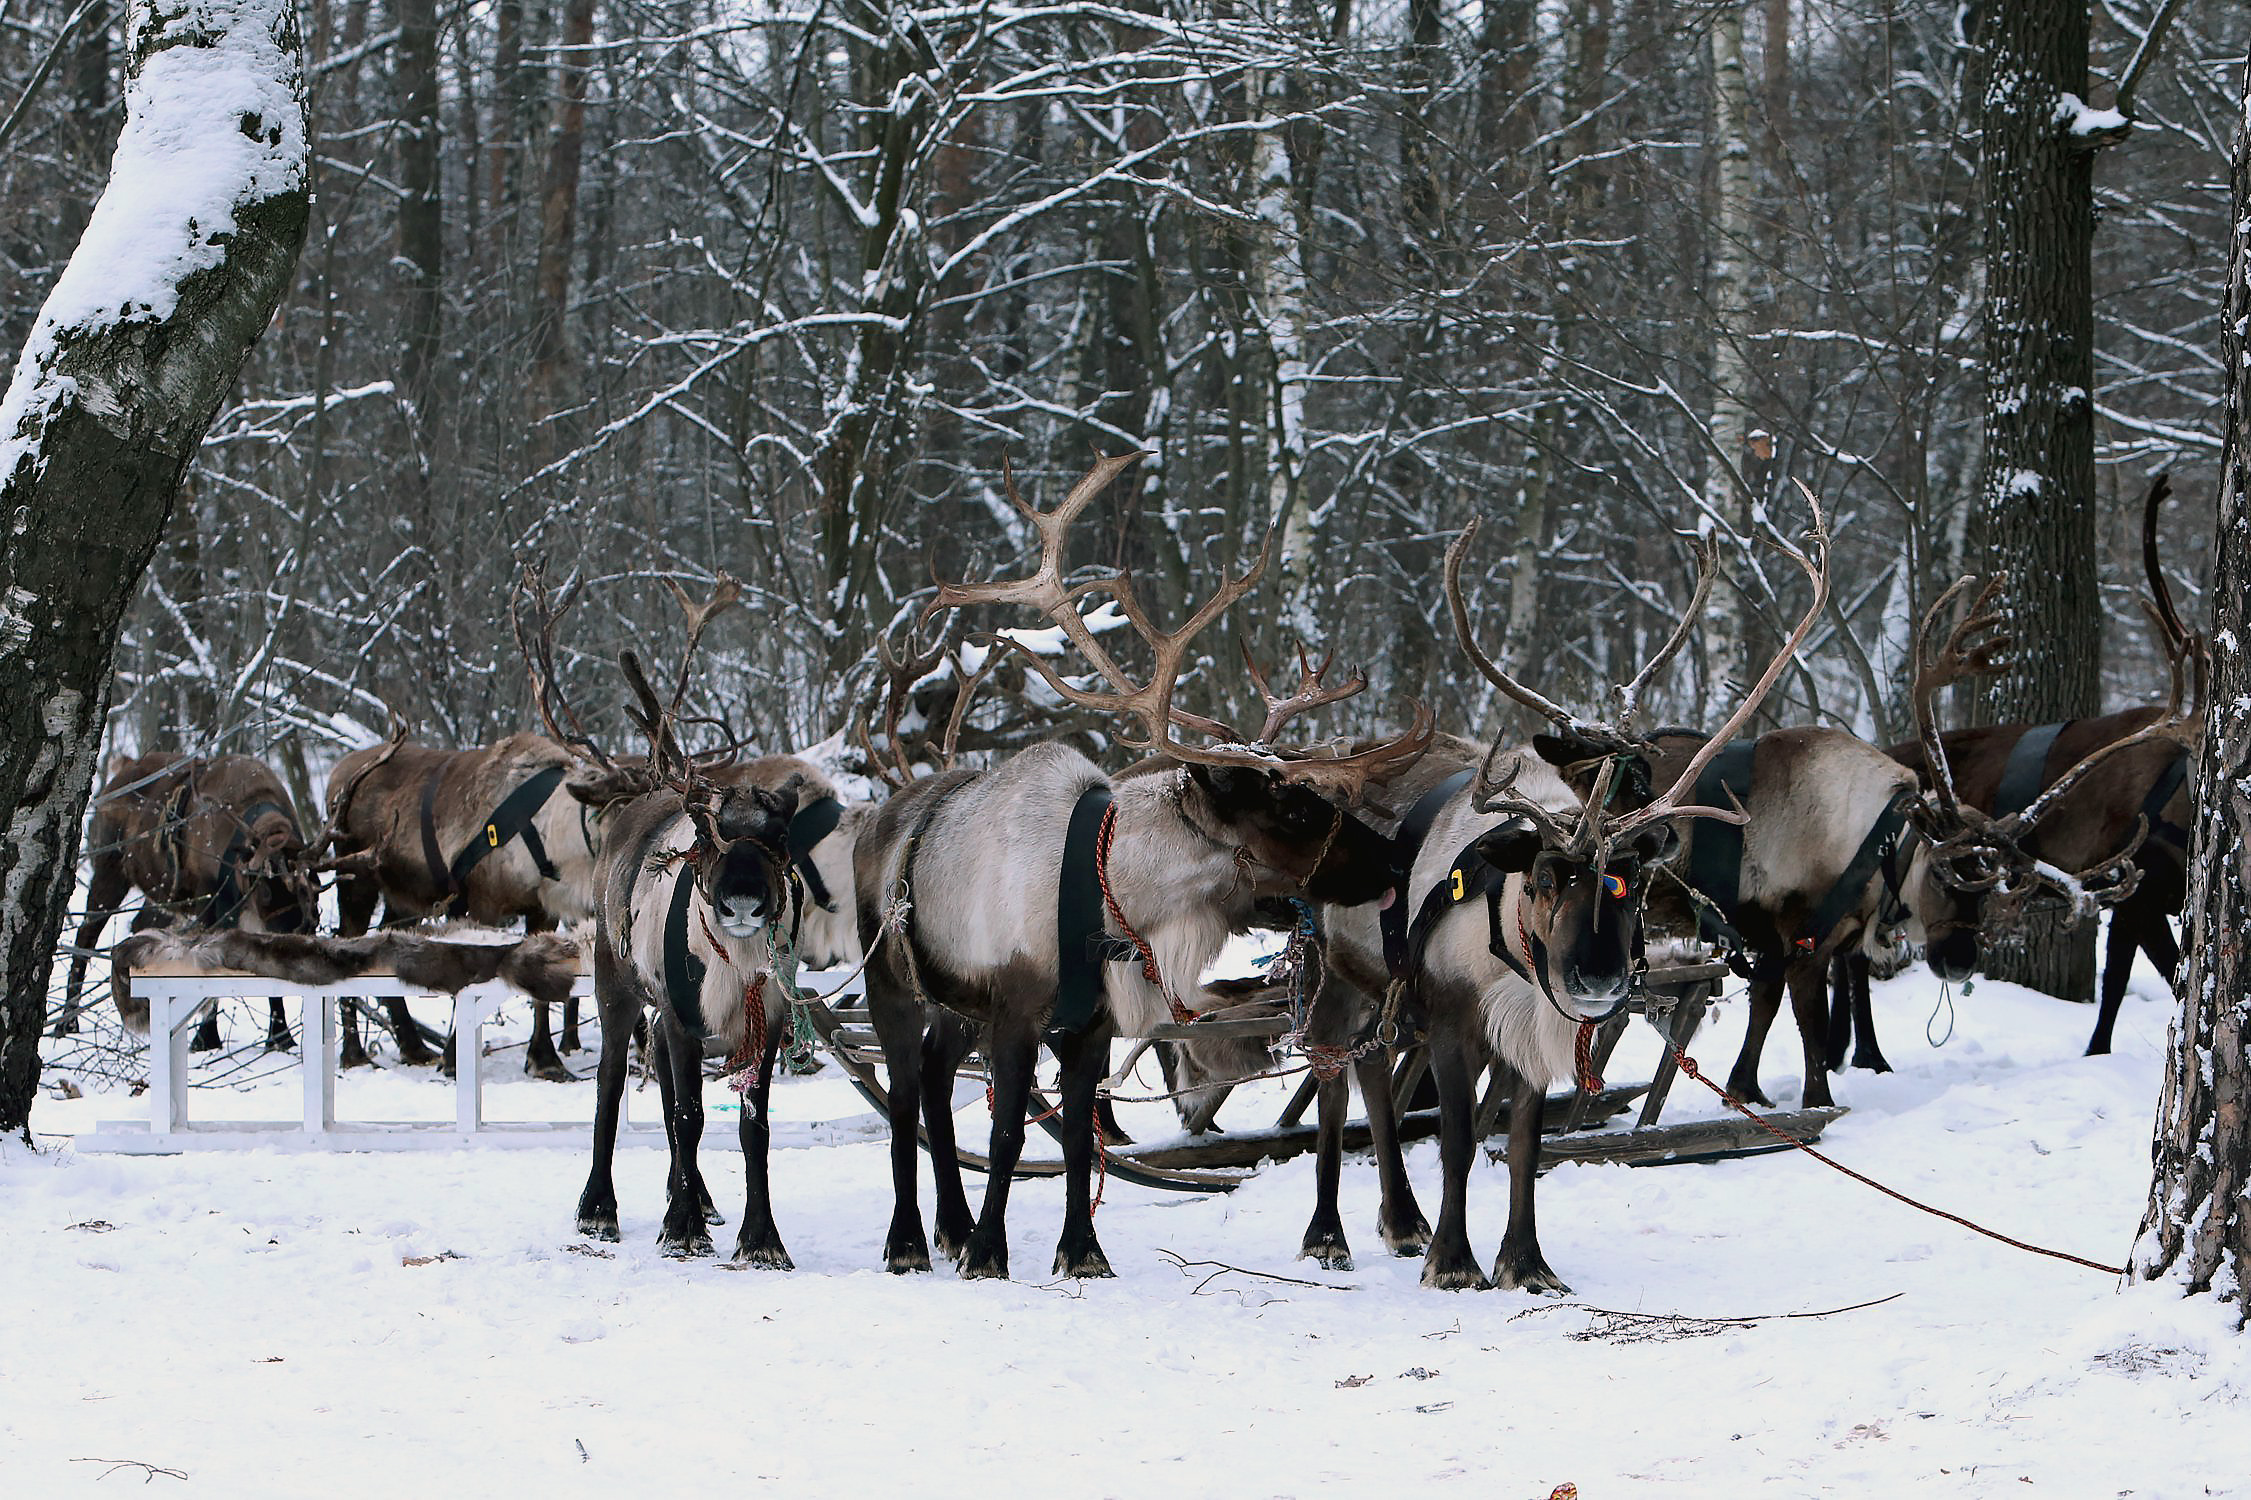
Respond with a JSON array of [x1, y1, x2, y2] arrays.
[[1444, 482, 1828, 859], [928, 452, 1430, 797]]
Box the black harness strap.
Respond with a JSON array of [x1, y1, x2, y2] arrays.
[[661, 863, 712, 1040], [1382, 769, 1474, 981], [2141, 746, 2191, 851], [1995, 721, 2068, 820], [1801, 788, 1916, 952], [427, 765, 567, 918], [787, 796, 845, 911], [1684, 738, 1757, 954], [1053, 783, 1134, 1042], [197, 799, 292, 930]]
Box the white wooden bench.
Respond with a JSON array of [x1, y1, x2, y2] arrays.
[[76, 962, 867, 1154]]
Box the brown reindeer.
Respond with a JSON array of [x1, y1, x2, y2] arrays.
[[59, 752, 320, 1051], [856, 452, 1428, 1280], [320, 731, 604, 1077], [1830, 477, 2205, 1062]]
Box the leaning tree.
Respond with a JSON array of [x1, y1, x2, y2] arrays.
[[2132, 55, 2250, 1322], [0, 0, 311, 1139]]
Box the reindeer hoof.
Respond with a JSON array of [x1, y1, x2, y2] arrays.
[[1729, 1076, 1774, 1109], [959, 1235, 1010, 1281], [1492, 1259, 1570, 1296], [658, 1228, 714, 1259], [526, 1058, 575, 1083], [576, 1216, 620, 1243], [732, 1236, 794, 1271], [1299, 1225, 1354, 1271], [265, 1033, 296, 1054], [1421, 1262, 1491, 1292], [339, 1042, 373, 1070], [1053, 1237, 1114, 1280], [885, 1221, 932, 1274], [933, 1213, 975, 1264], [1852, 1049, 1893, 1074], [1381, 1216, 1433, 1257]]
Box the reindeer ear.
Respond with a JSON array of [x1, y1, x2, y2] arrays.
[[1475, 820, 1545, 874], [1628, 821, 1680, 867], [1187, 763, 1273, 806]]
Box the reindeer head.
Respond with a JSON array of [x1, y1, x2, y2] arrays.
[[514, 568, 807, 941], [924, 451, 1431, 904], [1442, 486, 1831, 1009], [1907, 493, 2201, 950], [239, 803, 319, 936]]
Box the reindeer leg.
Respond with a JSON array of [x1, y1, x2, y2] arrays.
[[189, 1003, 223, 1052], [576, 960, 636, 1241], [1727, 971, 1784, 1108], [1420, 1016, 1491, 1291], [562, 993, 583, 1055], [868, 978, 932, 1274], [1362, 1046, 1431, 1255], [57, 858, 128, 1037], [1299, 1065, 1355, 1269], [1787, 958, 1835, 1109], [265, 996, 294, 1052], [1050, 1026, 1116, 1279], [335, 875, 380, 1068], [732, 1000, 792, 1270], [919, 1011, 979, 1263], [523, 998, 571, 1081], [961, 1021, 1036, 1281], [1848, 953, 1891, 1073], [1824, 953, 1856, 1072], [1492, 1067, 1569, 1295], [655, 1019, 714, 1257]]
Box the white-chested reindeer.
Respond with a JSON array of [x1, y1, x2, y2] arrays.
[[855, 452, 1430, 1280], [514, 571, 814, 1263], [1382, 498, 1833, 1292]]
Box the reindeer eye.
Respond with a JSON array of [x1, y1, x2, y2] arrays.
[[1536, 865, 1557, 893]]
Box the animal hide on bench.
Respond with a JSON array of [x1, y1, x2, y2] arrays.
[[109, 929, 581, 1034]]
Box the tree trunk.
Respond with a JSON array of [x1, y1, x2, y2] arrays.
[[0, 0, 311, 1140], [2131, 61, 2251, 1323], [1972, 0, 2105, 1003], [394, 0, 442, 402], [528, 0, 597, 421], [1702, 1, 1757, 704]]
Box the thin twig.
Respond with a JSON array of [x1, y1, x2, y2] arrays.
[[70, 1457, 189, 1484], [1154, 1247, 1353, 1295]]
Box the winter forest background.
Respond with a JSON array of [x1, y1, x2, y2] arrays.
[[4, 0, 2241, 778]]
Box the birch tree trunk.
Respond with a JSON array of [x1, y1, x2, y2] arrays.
[[0, 0, 310, 1139], [1253, 66, 1319, 645], [2131, 60, 2251, 1323], [1973, 0, 2104, 1003], [1703, 0, 1757, 703]]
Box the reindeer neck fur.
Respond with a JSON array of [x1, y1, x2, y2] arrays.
[[611, 802, 775, 1048], [1410, 748, 1583, 1088]]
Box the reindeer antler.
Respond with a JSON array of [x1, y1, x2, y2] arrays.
[[1444, 483, 1827, 859], [930, 451, 1429, 797], [512, 563, 617, 771], [306, 715, 409, 867], [1910, 573, 2013, 825]]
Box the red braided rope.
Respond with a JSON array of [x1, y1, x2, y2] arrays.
[[1095, 801, 1195, 1026], [1666, 1044, 2126, 1276], [725, 975, 768, 1094]]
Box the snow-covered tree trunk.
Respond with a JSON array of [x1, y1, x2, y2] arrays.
[[0, 0, 309, 1139], [1702, 0, 1757, 703], [1252, 69, 1319, 646], [2131, 60, 2251, 1323], [1973, 0, 2105, 1003]]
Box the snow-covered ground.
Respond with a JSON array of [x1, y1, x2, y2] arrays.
[[5, 950, 2243, 1498]]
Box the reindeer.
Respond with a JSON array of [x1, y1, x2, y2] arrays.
[[1831, 476, 2203, 1063], [59, 752, 320, 1051], [854, 452, 1427, 1280], [319, 731, 606, 1076], [1386, 505, 1829, 1292], [515, 570, 814, 1261]]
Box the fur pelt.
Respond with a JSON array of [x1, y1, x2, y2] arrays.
[[110, 928, 581, 1033]]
